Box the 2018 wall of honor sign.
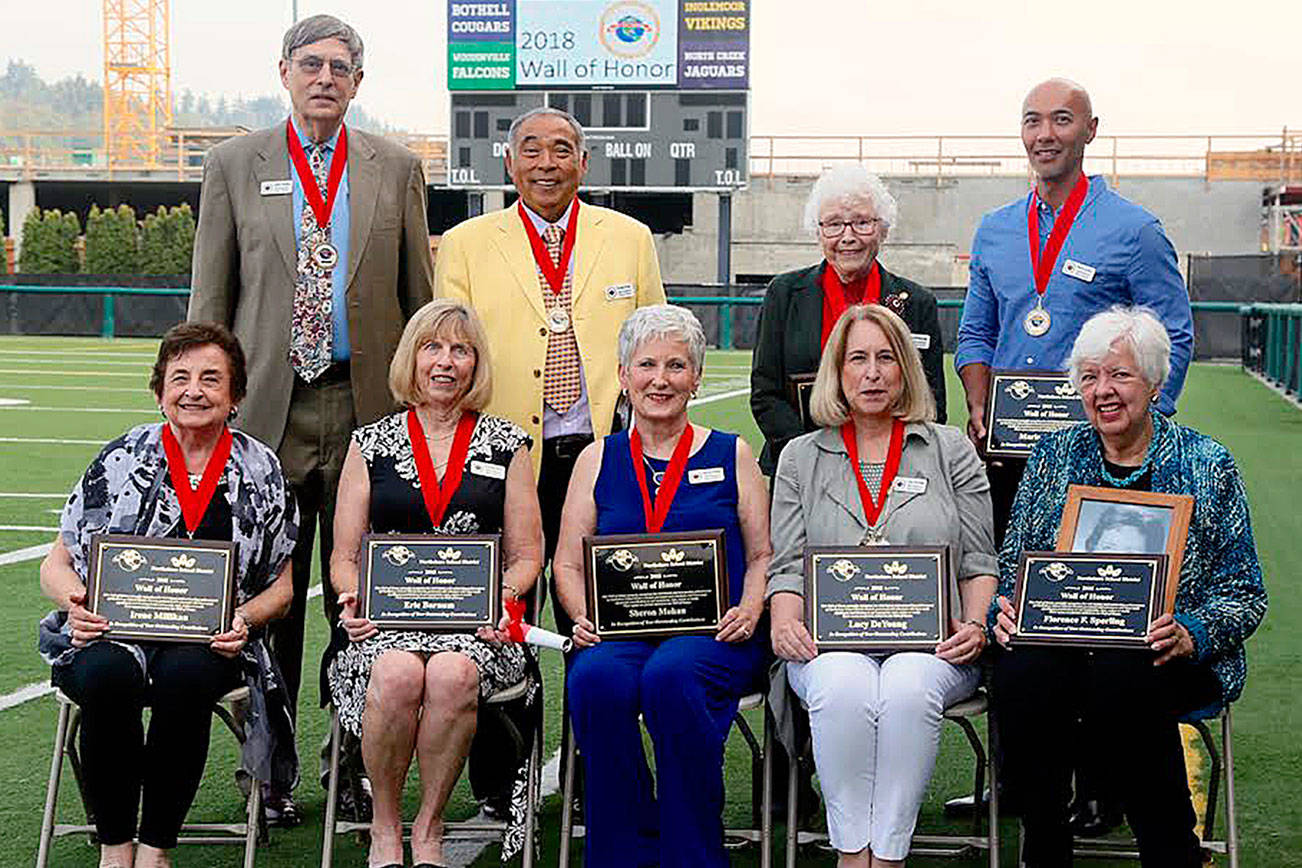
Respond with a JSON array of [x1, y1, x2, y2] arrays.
[[448, 0, 750, 90]]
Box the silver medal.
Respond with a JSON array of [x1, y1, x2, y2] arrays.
[[1023, 301, 1051, 337], [547, 306, 571, 333], [313, 242, 339, 271], [860, 527, 888, 546]]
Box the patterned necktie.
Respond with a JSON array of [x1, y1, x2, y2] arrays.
[[540, 223, 582, 413], [289, 141, 334, 381]]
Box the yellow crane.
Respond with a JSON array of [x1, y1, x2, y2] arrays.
[[103, 0, 171, 168]]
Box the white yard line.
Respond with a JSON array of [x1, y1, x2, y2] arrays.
[[690, 387, 751, 407], [0, 492, 66, 498], [0, 437, 105, 445], [0, 541, 54, 566], [0, 350, 155, 360], [0, 524, 59, 532], [0, 369, 143, 378], [0, 406, 156, 414], [0, 384, 148, 393]]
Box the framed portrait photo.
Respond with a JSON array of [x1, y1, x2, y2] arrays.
[[1056, 485, 1194, 610]]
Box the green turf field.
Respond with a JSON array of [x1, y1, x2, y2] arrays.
[[1, 336, 1297, 866]]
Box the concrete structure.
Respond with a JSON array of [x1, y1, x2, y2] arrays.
[[653, 175, 1267, 287]]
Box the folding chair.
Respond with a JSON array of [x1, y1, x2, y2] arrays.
[[1062, 704, 1239, 867], [320, 676, 541, 868], [557, 691, 775, 868], [36, 686, 264, 868], [787, 687, 1000, 867]]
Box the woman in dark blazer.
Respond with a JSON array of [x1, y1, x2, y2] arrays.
[[751, 165, 946, 475]]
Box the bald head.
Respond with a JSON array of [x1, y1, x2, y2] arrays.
[[1021, 77, 1098, 188], [1023, 78, 1093, 120]]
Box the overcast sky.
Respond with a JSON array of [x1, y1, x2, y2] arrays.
[[4, 0, 1299, 138]]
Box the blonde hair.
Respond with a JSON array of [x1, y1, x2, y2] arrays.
[[809, 304, 935, 427], [388, 299, 493, 412]]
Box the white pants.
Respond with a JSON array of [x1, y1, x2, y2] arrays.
[[786, 652, 979, 859]]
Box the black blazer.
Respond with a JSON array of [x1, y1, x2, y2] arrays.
[[749, 261, 947, 475]]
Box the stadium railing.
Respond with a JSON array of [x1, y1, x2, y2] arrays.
[[1241, 302, 1302, 400]]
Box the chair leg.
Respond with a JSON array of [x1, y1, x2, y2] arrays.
[[36, 699, 72, 868], [522, 720, 540, 868], [1223, 709, 1239, 868], [321, 707, 343, 868], [243, 778, 261, 868], [760, 710, 773, 868], [558, 720, 578, 868], [988, 711, 1001, 868], [784, 749, 799, 868], [952, 716, 987, 842], [1192, 720, 1220, 842]]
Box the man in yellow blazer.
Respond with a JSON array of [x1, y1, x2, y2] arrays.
[[436, 107, 665, 626]]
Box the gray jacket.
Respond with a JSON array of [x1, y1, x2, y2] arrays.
[[765, 421, 997, 752]]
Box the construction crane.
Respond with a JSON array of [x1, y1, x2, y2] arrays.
[[103, 0, 172, 168]]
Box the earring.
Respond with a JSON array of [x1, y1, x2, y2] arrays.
[[228, 406, 239, 421], [158, 406, 166, 419], [1150, 393, 1159, 404]]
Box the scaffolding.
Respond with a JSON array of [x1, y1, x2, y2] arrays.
[[102, 0, 171, 169]]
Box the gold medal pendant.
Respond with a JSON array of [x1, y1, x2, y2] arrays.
[[547, 306, 571, 334], [1024, 301, 1051, 337], [313, 242, 339, 271], [861, 527, 887, 546]]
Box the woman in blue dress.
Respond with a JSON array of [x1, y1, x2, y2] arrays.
[[552, 304, 772, 868]]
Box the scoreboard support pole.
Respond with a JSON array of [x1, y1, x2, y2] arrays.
[[717, 192, 734, 349]]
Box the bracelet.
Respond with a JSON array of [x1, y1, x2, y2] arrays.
[[963, 619, 989, 645], [503, 582, 521, 600]]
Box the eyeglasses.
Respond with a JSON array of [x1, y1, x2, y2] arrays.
[[818, 218, 883, 238], [294, 56, 357, 79]]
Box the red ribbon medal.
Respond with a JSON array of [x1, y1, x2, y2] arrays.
[[407, 410, 478, 528], [820, 261, 882, 348], [629, 424, 694, 533], [286, 120, 348, 228], [1026, 173, 1089, 302], [162, 424, 233, 535], [504, 596, 527, 643], [518, 199, 580, 294], [840, 419, 905, 534]]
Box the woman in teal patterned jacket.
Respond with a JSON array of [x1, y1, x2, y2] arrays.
[[989, 306, 1266, 867]]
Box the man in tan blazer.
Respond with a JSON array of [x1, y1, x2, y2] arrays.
[[190, 14, 432, 820]]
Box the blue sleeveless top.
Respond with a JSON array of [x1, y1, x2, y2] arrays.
[[594, 429, 746, 608]]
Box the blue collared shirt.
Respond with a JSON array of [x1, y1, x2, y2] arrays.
[[290, 119, 351, 362], [521, 199, 592, 437], [954, 176, 1192, 414]]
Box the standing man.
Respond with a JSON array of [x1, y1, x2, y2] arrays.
[[437, 106, 666, 631], [949, 77, 1193, 824], [956, 77, 1192, 544], [190, 14, 433, 821], [437, 106, 664, 816]]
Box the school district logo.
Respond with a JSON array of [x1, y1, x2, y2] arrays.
[[170, 554, 197, 570], [1005, 380, 1033, 401], [600, 3, 660, 58], [827, 559, 860, 583], [606, 548, 640, 571], [382, 545, 416, 567], [112, 549, 146, 572], [1054, 381, 1078, 398], [438, 547, 463, 561], [883, 560, 908, 577], [1038, 561, 1074, 583], [1096, 564, 1123, 579]]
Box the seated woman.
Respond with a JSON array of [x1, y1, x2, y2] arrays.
[[328, 299, 543, 868], [38, 322, 297, 868], [767, 304, 995, 868], [553, 304, 770, 868], [991, 306, 1267, 867], [751, 164, 947, 476]]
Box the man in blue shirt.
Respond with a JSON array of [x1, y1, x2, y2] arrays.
[[955, 78, 1192, 542], [950, 77, 1193, 828], [190, 14, 433, 821]]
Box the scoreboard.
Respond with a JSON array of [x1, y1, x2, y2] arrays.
[[446, 0, 750, 191]]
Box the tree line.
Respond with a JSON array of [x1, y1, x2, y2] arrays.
[[15, 204, 196, 275]]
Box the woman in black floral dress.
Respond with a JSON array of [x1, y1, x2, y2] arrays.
[[329, 300, 543, 868]]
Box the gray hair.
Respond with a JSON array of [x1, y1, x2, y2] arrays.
[[507, 107, 586, 155], [617, 305, 707, 373], [282, 14, 364, 69], [1067, 306, 1171, 391], [802, 164, 899, 234]]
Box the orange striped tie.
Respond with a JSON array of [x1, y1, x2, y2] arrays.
[[540, 224, 582, 413]]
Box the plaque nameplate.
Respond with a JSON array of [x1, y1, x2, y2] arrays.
[[805, 545, 949, 652], [86, 534, 236, 643], [359, 533, 500, 631], [584, 530, 728, 639]]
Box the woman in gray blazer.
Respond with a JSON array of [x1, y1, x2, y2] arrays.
[[766, 304, 996, 868]]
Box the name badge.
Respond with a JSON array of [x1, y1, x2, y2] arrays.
[[911, 333, 931, 350], [469, 460, 506, 480], [891, 476, 928, 495], [604, 283, 635, 301], [688, 467, 725, 484], [1062, 259, 1096, 282], [260, 180, 293, 196]]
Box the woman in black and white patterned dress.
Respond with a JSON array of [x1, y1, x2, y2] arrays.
[[329, 299, 543, 868]]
